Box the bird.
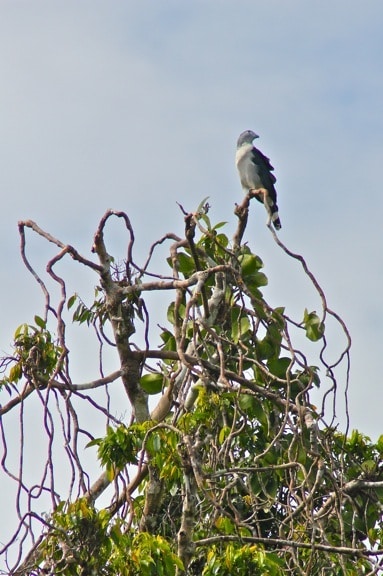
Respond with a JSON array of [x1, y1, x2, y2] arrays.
[[235, 129, 281, 230]]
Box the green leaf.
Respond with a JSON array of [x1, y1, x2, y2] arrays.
[[199, 212, 211, 229], [302, 309, 324, 341], [8, 363, 22, 383], [212, 221, 227, 231], [257, 337, 275, 360], [238, 393, 256, 413], [267, 357, 291, 379], [249, 473, 262, 496], [196, 196, 210, 213], [160, 330, 177, 353], [67, 294, 77, 310], [14, 323, 27, 339], [167, 301, 186, 325], [231, 307, 250, 343], [215, 516, 236, 534], [140, 373, 163, 394], [271, 307, 286, 328], [239, 253, 264, 275], [238, 253, 268, 298], [106, 466, 116, 481], [252, 271, 268, 287], [214, 232, 229, 249], [218, 426, 231, 444], [265, 475, 279, 500], [297, 366, 320, 389], [361, 459, 377, 475], [85, 438, 102, 448], [34, 315, 46, 329], [177, 252, 195, 277]]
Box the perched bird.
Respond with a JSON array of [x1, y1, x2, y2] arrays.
[[235, 130, 281, 230]]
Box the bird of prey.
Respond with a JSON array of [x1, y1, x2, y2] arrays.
[[235, 129, 281, 230]]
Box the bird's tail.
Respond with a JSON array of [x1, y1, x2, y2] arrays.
[[263, 190, 282, 230], [270, 207, 281, 230]]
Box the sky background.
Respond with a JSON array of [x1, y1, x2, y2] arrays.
[[0, 0, 383, 565]]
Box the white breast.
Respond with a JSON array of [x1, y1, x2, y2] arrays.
[[235, 144, 261, 191], [235, 143, 252, 167]]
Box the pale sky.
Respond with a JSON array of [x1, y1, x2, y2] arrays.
[[1, 1, 383, 565]]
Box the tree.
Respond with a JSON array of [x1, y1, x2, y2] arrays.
[[1, 196, 383, 575]]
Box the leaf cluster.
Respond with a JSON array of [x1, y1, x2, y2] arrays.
[[1, 205, 379, 576]]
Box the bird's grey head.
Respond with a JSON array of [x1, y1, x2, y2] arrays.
[[237, 130, 259, 147]]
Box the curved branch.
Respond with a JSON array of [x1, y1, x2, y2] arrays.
[[0, 371, 122, 416], [196, 534, 382, 557]]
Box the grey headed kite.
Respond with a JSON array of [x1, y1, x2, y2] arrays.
[[236, 130, 281, 230]]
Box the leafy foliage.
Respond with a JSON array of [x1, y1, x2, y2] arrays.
[[2, 322, 62, 389], [0, 202, 382, 575], [40, 499, 183, 576]]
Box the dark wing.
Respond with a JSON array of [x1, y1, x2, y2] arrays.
[[251, 147, 277, 192], [252, 147, 281, 230]]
